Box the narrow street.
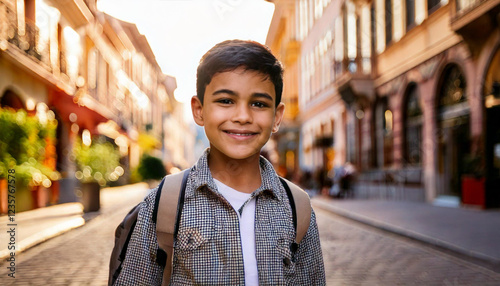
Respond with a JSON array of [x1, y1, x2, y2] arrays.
[[2, 195, 500, 285], [0, 184, 149, 286], [316, 208, 500, 285]]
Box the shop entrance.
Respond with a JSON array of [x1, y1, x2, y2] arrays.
[[435, 64, 470, 202], [484, 47, 500, 208], [486, 105, 500, 208], [437, 115, 470, 197]]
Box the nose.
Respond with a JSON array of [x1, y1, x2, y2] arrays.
[[231, 103, 252, 124]]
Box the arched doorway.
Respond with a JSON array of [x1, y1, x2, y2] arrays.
[[484, 47, 500, 208], [1, 90, 25, 110], [436, 64, 470, 199]]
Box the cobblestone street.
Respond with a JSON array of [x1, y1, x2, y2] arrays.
[[316, 208, 500, 285], [2, 194, 500, 285], [0, 184, 149, 286]]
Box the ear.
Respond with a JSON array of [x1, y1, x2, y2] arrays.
[[272, 102, 285, 133], [191, 96, 204, 126]]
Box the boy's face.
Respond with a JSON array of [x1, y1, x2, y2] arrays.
[[191, 67, 285, 161]]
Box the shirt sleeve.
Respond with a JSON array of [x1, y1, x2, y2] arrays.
[[114, 190, 164, 286], [295, 209, 326, 285]]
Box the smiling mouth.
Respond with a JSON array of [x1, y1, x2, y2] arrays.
[[224, 131, 258, 136]]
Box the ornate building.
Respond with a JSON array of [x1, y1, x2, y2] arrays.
[[267, 0, 500, 208]]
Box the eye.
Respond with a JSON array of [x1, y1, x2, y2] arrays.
[[252, 101, 269, 108], [216, 98, 233, 105]]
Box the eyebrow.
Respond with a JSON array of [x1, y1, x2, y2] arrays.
[[212, 89, 274, 102]]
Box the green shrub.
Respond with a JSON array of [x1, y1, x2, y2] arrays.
[[0, 108, 58, 181], [138, 155, 166, 181], [73, 137, 123, 186]]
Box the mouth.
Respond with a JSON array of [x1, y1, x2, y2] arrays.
[[223, 130, 258, 137]]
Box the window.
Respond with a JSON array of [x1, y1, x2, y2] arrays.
[[427, 0, 441, 15], [406, 0, 415, 31], [438, 64, 467, 111], [385, 0, 393, 45], [88, 48, 97, 91], [371, 4, 376, 54], [404, 84, 422, 165], [374, 97, 393, 168]]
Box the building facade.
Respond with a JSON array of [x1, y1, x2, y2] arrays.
[[268, 0, 500, 207], [0, 0, 190, 212], [267, 0, 343, 191]]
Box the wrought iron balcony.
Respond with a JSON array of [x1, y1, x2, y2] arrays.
[[450, 0, 500, 56], [450, 0, 500, 34], [0, 0, 74, 94], [334, 56, 375, 108], [0, 2, 43, 61]]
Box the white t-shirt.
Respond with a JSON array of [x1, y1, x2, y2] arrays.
[[214, 179, 258, 286]]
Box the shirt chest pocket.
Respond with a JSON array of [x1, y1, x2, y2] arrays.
[[173, 224, 216, 283], [174, 196, 216, 253], [175, 227, 212, 251]]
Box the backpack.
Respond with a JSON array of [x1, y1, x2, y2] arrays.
[[109, 169, 311, 286]]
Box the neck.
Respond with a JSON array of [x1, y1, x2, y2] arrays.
[[208, 149, 262, 193]]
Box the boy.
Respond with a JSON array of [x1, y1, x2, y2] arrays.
[[114, 40, 325, 285]]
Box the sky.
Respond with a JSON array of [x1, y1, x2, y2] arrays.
[[97, 0, 275, 107]]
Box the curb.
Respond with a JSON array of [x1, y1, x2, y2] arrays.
[[0, 183, 150, 261], [311, 198, 500, 267], [0, 203, 85, 260]]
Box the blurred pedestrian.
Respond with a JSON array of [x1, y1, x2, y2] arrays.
[[340, 162, 356, 198]]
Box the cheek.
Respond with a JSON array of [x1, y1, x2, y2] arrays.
[[258, 114, 277, 130]]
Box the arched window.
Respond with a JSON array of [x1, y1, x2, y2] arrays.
[[438, 65, 467, 110], [404, 83, 422, 165]]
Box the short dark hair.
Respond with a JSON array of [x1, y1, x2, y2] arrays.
[[196, 40, 284, 108]]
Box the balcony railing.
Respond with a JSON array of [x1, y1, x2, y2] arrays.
[[334, 55, 375, 107], [334, 55, 372, 80], [455, 0, 488, 14], [451, 0, 500, 31], [0, 1, 17, 45], [0, 0, 51, 67]]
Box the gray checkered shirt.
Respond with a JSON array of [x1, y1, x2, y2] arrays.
[[115, 149, 325, 285]]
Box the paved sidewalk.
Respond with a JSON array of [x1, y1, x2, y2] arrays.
[[0, 182, 149, 260], [312, 197, 500, 268]]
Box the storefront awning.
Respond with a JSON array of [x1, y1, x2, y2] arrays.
[[49, 91, 108, 135]]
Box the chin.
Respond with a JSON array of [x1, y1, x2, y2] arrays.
[[226, 151, 258, 160], [219, 147, 262, 161]]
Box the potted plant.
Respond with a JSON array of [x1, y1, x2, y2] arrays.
[[461, 153, 485, 208], [73, 137, 122, 212], [15, 159, 60, 210]]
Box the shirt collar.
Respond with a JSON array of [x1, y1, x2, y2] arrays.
[[187, 148, 284, 201]]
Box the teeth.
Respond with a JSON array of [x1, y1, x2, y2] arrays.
[[227, 132, 253, 136]]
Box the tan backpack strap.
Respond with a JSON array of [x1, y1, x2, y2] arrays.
[[156, 169, 189, 286], [282, 178, 312, 244]]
